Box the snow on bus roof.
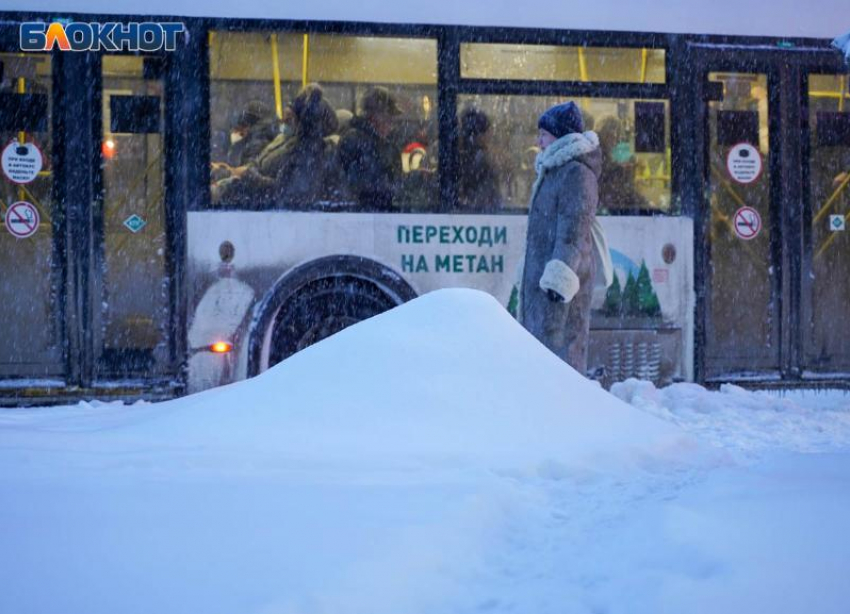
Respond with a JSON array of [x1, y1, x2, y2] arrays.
[[6, 0, 849, 41]]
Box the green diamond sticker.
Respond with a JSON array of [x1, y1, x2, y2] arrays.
[[830, 215, 845, 232], [123, 214, 147, 233]]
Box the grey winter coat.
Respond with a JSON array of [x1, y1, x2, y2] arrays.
[[520, 131, 602, 373]]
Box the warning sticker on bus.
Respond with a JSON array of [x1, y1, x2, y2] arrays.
[[4, 201, 40, 239], [733, 206, 762, 240], [2, 140, 43, 185], [726, 143, 763, 185]]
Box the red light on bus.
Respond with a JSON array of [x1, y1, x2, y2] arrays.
[[210, 341, 233, 354]]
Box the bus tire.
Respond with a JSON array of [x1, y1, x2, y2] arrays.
[[247, 256, 417, 375]]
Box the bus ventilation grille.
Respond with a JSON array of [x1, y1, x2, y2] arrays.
[[607, 341, 662, 384]]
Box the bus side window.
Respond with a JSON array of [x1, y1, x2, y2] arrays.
[[456, 43, 672, 215], [208, 31, 439, 212], [455, 95, 672, 214]]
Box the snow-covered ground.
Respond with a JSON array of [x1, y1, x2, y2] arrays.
[[1, 289, 849, 614]]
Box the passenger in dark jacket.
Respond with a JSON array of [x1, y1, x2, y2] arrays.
[[227, 100, 278, 168], [458, 107, 501, 210], [337, 87, 403, 211], [520, 101, 602, 373], [268, 84, 347, 207], [596, 116, 649, 211], [241, 84, 347, 208]]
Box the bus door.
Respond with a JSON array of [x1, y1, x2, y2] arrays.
[[91, 53, 179, 384], [802, 70, 850, 377], [0, 46, 62, 383], [695, 46, 848, 382]]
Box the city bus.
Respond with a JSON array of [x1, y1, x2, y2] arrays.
[[0, 1, 848, 404]]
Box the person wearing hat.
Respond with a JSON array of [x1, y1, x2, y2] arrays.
[[226, 100, 278, 168], [458, 106, 501, 210], [337, 86, 403, 211], [520, 100, 611, 374], [216, 84, 348, 208], [267, 83, 347, 207]]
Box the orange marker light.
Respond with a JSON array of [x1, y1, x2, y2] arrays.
[[102, 139, 116, 159], [210, 341, 233, 354]]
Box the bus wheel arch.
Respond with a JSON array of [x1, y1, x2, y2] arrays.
[[247, 256, 417, 376]]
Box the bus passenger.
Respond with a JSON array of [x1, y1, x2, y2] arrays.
[[218, 84, 346, 208], [268, 84, 347, 207], [596, 116, 649, 211], [225, 100, 278, 168], [337, 87, 403, 211], [211, 100, 279, 186], [458, 107, 501, 211], [396, 118, 429, 173], [521, 101, 602, 374], [394, 118, 437, 209], [328, 109, 353, 145]]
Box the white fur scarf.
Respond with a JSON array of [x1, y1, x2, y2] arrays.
[[529, 130, 600, 209]]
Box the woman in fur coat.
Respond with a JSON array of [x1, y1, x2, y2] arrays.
[[520, 101, 602, 374]]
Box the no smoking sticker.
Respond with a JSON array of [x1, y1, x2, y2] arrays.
[[4, 201, 40, 239], [2, 140, 43, 185], [733, 206, 762, 240], [726, 143, 763, 185]]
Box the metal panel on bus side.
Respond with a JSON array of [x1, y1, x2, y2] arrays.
[[187, 212, 693, 390]]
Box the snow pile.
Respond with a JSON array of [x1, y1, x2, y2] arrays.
[[5, 289, 699, 480], [613, 379, 850, 459], [2, 289, 850, 614]]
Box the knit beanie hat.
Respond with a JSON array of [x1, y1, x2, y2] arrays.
[[538, 101, 584, 138], [460, 107, 490, 140], [236, 100, 270, 129], [292, 83, 338, 138]]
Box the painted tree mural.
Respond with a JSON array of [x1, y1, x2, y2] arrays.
[[602, 260, 662, 318]]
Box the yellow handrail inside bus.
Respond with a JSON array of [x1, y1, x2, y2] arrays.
[[640, 48, 648, 84], [17, 184, 48, 223], [710, 165, 749, 209], [16, 76, 28, 202], [812, 170, 850, 225], [270, 34, 283, 120], [809, 91, 850, 99], [577, 46, 588, 83], [17, 76, 26, 145], [302, 34, 310, 88], [840, 75, 847, 113]]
